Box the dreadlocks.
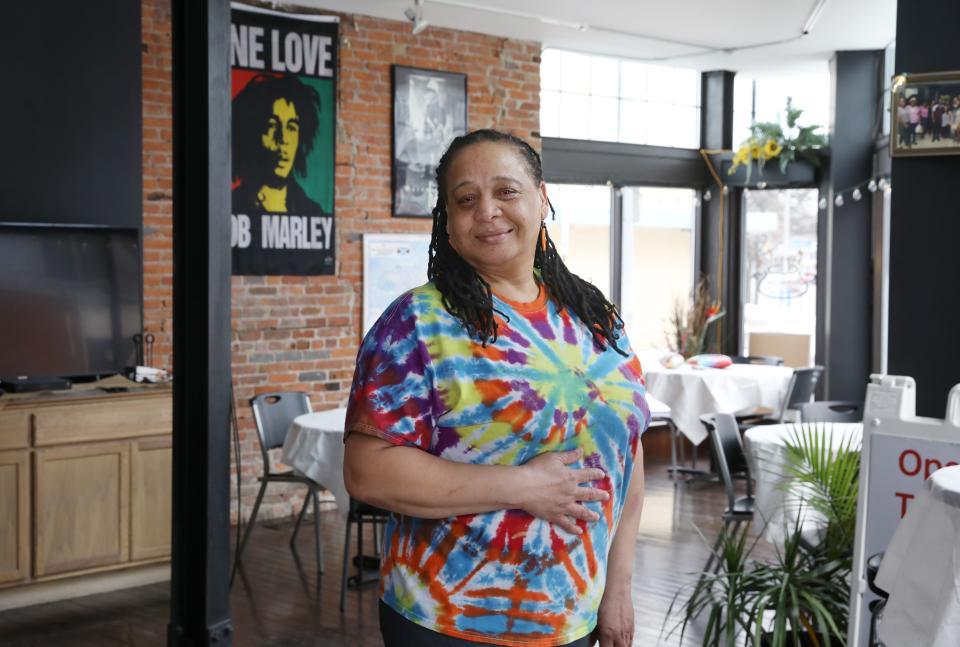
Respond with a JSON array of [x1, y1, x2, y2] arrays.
[[427, 129, 626, 355]]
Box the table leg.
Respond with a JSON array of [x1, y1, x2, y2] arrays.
[[665, 424, 718, 484]]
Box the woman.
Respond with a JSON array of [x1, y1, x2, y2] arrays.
[[344, 129, 649, 647]]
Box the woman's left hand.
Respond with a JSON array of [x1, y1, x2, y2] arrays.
[[591, 584, 634, 647]]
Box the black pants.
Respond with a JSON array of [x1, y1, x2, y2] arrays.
[[379, 600, 594, 647]]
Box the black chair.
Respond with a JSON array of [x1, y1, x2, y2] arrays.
[[699, 413, 754, 576], [237, 392, 324, 572], [340, 498, 390, 611], [866, 552, 889, 647], [730, 355, 784, 366], [737, 366, 825, 429], [799, 400, 864, 423]]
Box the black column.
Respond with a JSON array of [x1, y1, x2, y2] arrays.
[[817, 50, 882, 401], [888, 3, 960, 417], [167, 0, 234, 645], [699, 70, 740, 354]]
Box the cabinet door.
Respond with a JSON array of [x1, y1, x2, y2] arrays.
[[0, 450, 29, 584], [34, 442, 130, 577], [130, 437, 172, 561]]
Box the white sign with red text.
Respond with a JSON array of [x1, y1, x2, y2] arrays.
[[848, 375, 960, 647]]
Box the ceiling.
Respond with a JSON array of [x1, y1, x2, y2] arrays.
[[293, 0, 897, 75]]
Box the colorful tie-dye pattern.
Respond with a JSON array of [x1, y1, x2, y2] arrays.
[[345, 282, 650, 646]]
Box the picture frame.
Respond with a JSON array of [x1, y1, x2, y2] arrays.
[[890, 71, 960, 157], [392, 65, 468, 217]]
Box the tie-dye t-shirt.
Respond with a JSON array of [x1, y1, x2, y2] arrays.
[[345, 282, 650, 646]]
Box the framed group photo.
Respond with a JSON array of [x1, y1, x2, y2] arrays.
[[392, 65, 468, 217], [891, 71, 960, 157]]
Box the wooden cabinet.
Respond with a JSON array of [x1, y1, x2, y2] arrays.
[[33, 397, 172, 447], [0, 450, 29, 584], [0, 387, 171, 593], [34, 442, 130, 577], [130, 437, 173, 561]]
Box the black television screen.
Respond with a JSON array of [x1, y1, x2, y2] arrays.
[[0, 224, 142, 380]]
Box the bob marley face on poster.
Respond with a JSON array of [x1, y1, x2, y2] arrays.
[[230, 6, 338, 276]]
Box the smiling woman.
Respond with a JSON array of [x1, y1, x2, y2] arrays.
[[443, 140, 548, 301], [343, 129, 652, 647]]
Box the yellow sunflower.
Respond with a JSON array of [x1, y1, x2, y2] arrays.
[[762, 138, 783, 159], [728, 143, 752, 175]]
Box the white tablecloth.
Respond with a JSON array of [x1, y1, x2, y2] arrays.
[[644, 363, 795, 445], [744, 422, 862, 545], [281, 407, 350, 519], [876, 464, 960, 647]]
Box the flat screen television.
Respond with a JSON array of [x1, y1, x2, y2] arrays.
[[0, 223, 142, 381]]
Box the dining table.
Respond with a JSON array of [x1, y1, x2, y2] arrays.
[[281, 407, 350, 519], [743, 421, 863, 545], [644, 362, 795, 445], [875, 464, 960, 647]]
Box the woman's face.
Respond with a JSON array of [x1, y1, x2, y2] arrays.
[[444, 141, 548, 280]]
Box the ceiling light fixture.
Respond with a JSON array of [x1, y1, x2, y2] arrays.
[[801, 0, 829, 35], [404, 0, 429, 35]]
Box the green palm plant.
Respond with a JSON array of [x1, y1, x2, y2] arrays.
[[747, 526, 851, 646], [664, 523, 761, 646], [665, 423, 861, 647], [781, 422, 861, 562]]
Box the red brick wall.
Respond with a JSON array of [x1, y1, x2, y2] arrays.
[[141, 0, 541, 522], [141, 0, 173, 371]]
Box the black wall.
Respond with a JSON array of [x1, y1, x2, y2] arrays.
[[818, 51, 882, 402], [889, 3, 960, 417], [0, 2, 141, 228], [699, 71, 741, 354]]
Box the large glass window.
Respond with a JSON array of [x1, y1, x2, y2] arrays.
[[620, 187, 698, 350], [540, 49, 701, 148], [882, 40, 897, 137], [549, 184, 612, 298], [741, 189, 819, 367], [732, 72, 831, 147]]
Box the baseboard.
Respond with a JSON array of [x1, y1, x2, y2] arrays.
[[0, 563, 170, 612]]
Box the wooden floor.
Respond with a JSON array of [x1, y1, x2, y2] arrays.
[[0, 443, 759, 646]]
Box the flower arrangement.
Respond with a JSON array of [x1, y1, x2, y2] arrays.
[[667, 276, 725, 359], [728, 97, 828, 182]]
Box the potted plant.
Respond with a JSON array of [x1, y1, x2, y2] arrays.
[[726, 98, 828, 185], [667, 276, 725, 359], [664, 423, 860, 647]]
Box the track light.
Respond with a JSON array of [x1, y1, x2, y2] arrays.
[[404, 0, 429, 35]]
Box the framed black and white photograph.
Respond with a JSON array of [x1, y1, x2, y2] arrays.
[[392, 65, 467, 217], [891, 71, 960, 157]]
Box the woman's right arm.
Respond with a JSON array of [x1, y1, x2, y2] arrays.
[[343, 432, 609, 535]]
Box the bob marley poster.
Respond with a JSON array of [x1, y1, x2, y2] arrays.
[[230, 6, 337, 275]]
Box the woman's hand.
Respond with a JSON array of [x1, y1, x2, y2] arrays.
[[591, 584, 634, 647], [517, 447, 608, 534]]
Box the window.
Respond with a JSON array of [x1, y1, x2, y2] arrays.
[[620, 187, 697, 350], [882, 40, 897, 136], [540, 49, 701, 148], [549, 183, 612, 298], [741, 189, 819, 367], [548, 183, 697, 352], [732, 72, 831, 147]]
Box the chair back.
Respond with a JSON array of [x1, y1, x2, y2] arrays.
[[731, 355, 784, 366], [799, 400, 864, 423], [702, 413, 749, 511], [779, 366, 824, 421], [249, 392, 312, 474]]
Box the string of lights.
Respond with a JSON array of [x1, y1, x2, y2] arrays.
[[696, 164, 892, 211], [819, 174, 891, 209]]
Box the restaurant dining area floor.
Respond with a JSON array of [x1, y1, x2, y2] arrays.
[[0, 432, 770, 647]]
